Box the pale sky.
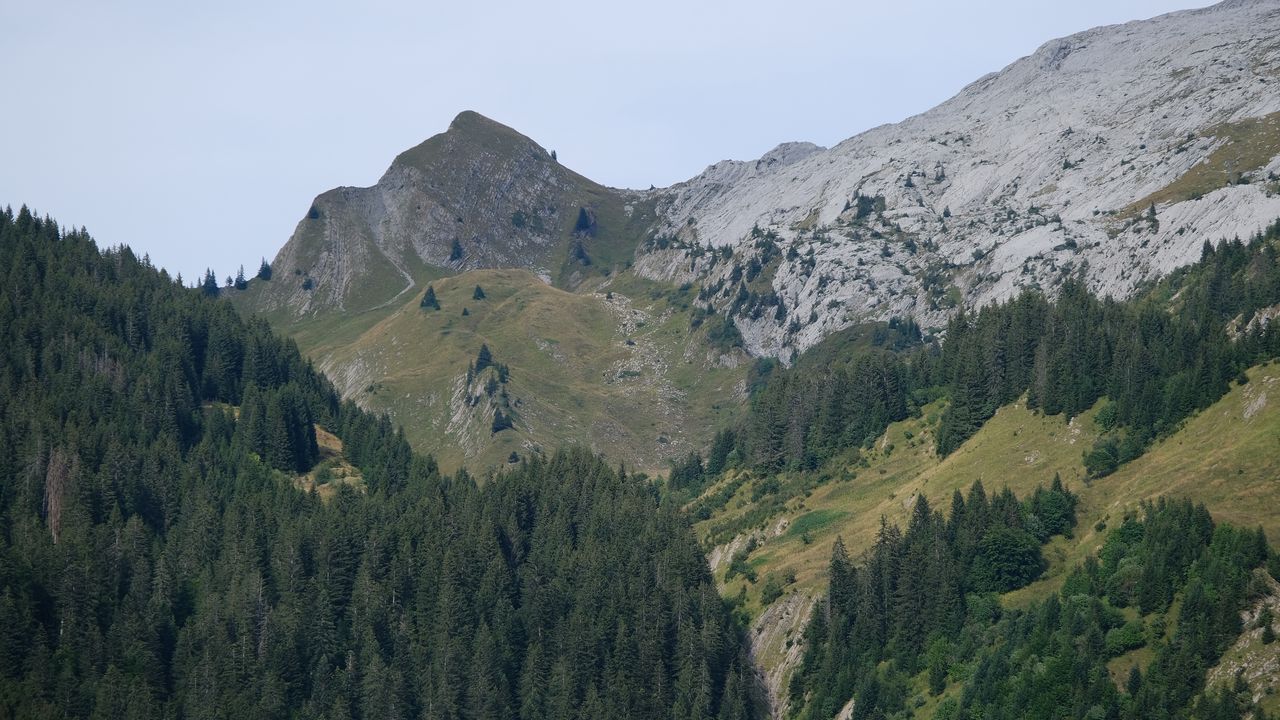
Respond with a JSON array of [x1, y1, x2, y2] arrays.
[[1, 0, 1210, 282]]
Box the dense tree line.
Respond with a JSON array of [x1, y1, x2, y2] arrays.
[[728, 320, 931, 474], [938, 219, 1280, 467], [794, 487, 1277, 719], [0, 207, 757, 719], [706, 220, 1280, 481], [790, 479, 1078, 718]]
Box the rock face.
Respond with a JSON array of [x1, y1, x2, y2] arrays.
[[642, 0, 1280, 357], [258, 0, 1280, 359]]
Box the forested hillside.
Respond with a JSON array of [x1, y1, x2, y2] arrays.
[[681, 219, 1280, 717], [0, 207, 756, 720], [793, 495, 1278, 719]]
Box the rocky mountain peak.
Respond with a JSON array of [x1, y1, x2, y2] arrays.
[[758, 141, 824, 168], [248, 111, 648, 318], [391, 110, 552, 174]]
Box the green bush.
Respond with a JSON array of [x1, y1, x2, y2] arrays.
[[1105, 620, 1146, 657]]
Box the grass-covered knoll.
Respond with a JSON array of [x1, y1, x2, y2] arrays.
[[696, 395, 1097, 623], [314, 267, 748, 475]]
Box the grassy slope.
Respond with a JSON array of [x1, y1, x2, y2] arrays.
[[310, 268, 746, 475], [1122, 110, 1280, 218], [702, 361, 1280, 693], [235, 259, 746, 476], [294, 426, 365, 502]]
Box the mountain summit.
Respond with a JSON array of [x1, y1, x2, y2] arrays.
[[252, 111, 653, 317]]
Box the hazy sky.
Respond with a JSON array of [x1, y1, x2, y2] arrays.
[[2, 0, 1209, 282]]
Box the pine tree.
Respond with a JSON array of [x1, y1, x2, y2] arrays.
[[476, 344, 494, 373], [707, 429, 736, 476], [256, 258, 272, 280], [570, 238, 591, 266], [574, 207, 594, 235], [421, 285, 440, 310], [1127, 666, 1143, 696], [201, 269, 220, 297], [265, 391, 295, 471], [473, 284, 486, 300]]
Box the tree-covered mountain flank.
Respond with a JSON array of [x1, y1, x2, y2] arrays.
[[0, 208, 757, 720], [681, 219, 1280, 717], [690, 218, 1280, 489], [793, 494, 1279, 719]]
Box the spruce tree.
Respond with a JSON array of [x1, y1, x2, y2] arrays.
[[201, 268, 220, 296], [421, 285, 440, 310]]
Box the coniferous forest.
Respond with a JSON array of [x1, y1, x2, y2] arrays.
[[0, 208, 756, 719], [5, 201, 1280, 720], [792, 493, 1278, 720]]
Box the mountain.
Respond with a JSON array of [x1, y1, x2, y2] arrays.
[[689, 216, 1280, 718], [250, 110, 655, 319], [235, 113, 728, 474], [643, 0, 1280, 356], [240, 0, 1280, 473], [11, 2, 1280, 718], [265, 1, 1280, 354]]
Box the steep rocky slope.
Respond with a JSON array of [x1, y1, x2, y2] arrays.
[[644, 0, 1280, 356]]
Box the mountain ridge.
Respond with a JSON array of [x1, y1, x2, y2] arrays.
[[645, 0, 1280, 356], [257, 0, 1280, 359], [239, 0, 1280, 472]]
